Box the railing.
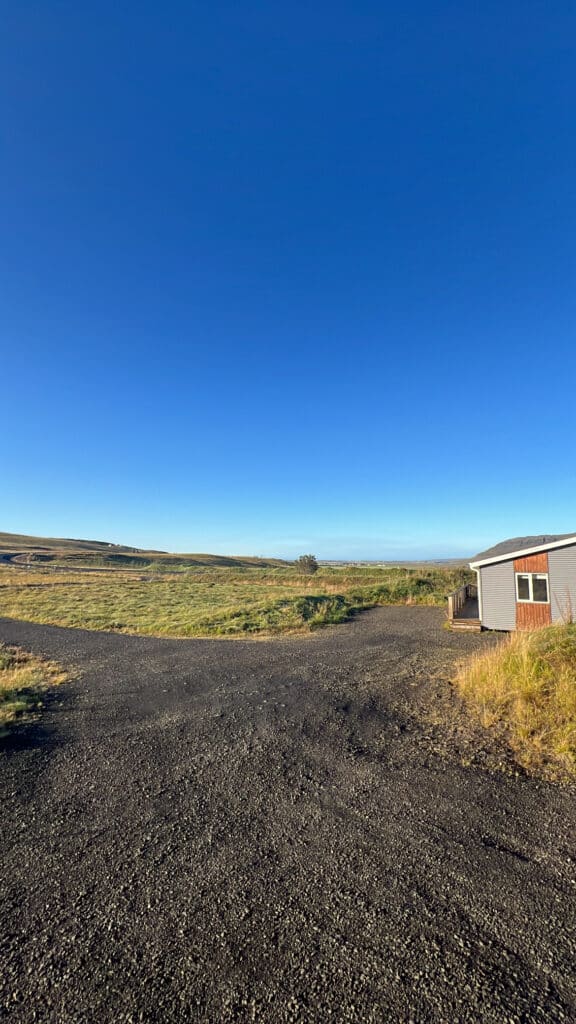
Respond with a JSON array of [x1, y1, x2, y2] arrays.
[[447, 582, 478, 620]]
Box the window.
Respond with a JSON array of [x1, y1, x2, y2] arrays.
[[516, 573, 549, 604], [532, 575, 549, 602], [517, 574, 531, 600]]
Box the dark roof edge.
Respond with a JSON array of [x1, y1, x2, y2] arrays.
[[471, 533, 576, 565]]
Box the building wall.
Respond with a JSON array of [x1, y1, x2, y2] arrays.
[[514, 551, 548, 573], [548, 543, 576, 623], [479, 561, 516, 630], [479, 542, 576, 629], [516, 601, 551, 629], [513, 553, 551, 629]]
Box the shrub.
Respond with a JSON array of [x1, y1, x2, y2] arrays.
[[295, 554, 319, 575]]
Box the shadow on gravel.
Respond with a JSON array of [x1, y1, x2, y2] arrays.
[[0, 720, 59, 755], [0, 688, 70, 756]]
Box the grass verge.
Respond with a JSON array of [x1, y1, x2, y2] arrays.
[[0, 644, 68, 736], [455, 624, 576, 777]]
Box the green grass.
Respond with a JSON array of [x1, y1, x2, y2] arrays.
[[0, 564, 472, 637], [455, 624, 576, 777], [0, 644, 68, 735]]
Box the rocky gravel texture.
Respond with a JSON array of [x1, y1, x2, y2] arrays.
[[0, 607, 575, 1023]]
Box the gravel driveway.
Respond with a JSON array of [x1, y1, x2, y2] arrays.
[[1, 608, 575, 1023]]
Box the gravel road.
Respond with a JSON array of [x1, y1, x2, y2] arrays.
[[1, 608, 575, 1023]]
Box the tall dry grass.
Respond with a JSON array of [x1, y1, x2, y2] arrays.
[[0, 644, 68, 734], [455, 624, 576, 775]]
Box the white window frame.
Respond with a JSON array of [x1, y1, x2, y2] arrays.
[[515, 572, 550, 604]]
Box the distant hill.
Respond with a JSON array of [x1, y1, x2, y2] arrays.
[[0, 532, 157, 554], [0, 531, 288, 570]]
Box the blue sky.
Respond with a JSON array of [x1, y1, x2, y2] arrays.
[[2, 2, 575, 559]]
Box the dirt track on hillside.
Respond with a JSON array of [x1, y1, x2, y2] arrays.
[[1, 608, 574, 1023]]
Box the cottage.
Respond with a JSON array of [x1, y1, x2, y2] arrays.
[[448, 533, 576, 632]]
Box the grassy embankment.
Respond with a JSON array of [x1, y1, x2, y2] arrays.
[[0, 563, 472, 637], [0, 644, 68, 735], [455, 624, 576, 777]]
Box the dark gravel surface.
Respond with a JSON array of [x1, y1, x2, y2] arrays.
[[1, 608, 575, 1024]]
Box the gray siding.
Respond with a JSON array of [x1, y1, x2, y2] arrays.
[[548, 544, 576, 623], [480, 561, 516, 630]]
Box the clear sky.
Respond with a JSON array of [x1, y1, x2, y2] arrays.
[[2, 2, 575, 559]]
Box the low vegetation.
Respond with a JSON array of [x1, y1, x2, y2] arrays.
[[0, 563, 472, 638], [455, 624, 576, 777], [0, 644, 68, 735]]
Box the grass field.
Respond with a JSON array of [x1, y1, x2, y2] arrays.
[[0, 644, 68, 735], [0, 563, 472, 637], [455, 623, 576, 777]]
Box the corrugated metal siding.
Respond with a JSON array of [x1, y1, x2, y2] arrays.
[[480, 561, 516, 630], [548, 544, 576, 623]]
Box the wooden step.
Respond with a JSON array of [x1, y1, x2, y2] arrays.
[[450, 619, 482, 632]]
